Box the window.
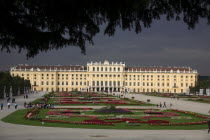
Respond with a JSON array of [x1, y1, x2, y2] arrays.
[[66, 82, 68, 85], [41, 81, 44, 85], [110, 67, 112, 71], [105, 81, 108, 86], [114, 67, 116, 71], [101, 67, 103, 71], [51, 81, 54, 85], [46, 81, 48, 85], [97, 67, 99, 71], [105, 67, 107, 71], [58, 82, 60, 85], [118, 68, 120, 71], [93, 67, 95, 71]]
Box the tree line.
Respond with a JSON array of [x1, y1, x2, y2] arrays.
[[190, 80, 210, 94], [0, 71, 31, 98]]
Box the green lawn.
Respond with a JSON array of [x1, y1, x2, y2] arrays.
[[187, 99, 210, 104], [2, 108, 209, 130]]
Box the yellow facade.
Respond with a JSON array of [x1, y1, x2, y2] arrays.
[[10, 61, 198, 93]]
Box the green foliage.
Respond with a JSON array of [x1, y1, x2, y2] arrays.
[[29, 114, 42, 120], [0, 71, 31, 98], [190, 80, 210, 94]]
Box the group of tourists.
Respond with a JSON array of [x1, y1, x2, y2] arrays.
[[0, 102, 18, 110], [171, 96, 179, 100], [23, 102, 54, 109], [157, 102, 167, 108], [24, 95, 29, 99]]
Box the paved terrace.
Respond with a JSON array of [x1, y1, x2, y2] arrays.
[[0, 92, 209, 140]]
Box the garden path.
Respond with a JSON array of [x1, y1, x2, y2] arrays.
[[114, 93, 210, 115]]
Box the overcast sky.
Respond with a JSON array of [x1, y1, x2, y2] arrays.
[[0, 17, 210, 75]]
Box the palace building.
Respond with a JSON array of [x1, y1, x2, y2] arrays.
[[10, 61, 198, 93]]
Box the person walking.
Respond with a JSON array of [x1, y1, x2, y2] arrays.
[[14, 103, 18, 109], [159, 102, 162, 108], [170, 103, 173, 108], [24, 102, 27, 108], [1, 103, 3, 110], [163, 102, 166, 107], [7, 102, 11, 109]]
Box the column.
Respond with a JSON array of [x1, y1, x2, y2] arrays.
[[3, 86, 6, 99], [18, 87, 20, 96], [10, 86, 13, 98]]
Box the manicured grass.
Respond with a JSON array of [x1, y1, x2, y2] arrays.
[[187, 99, 210, 104], [36, 97, 155, 106], [2, 109, 209, 130]]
